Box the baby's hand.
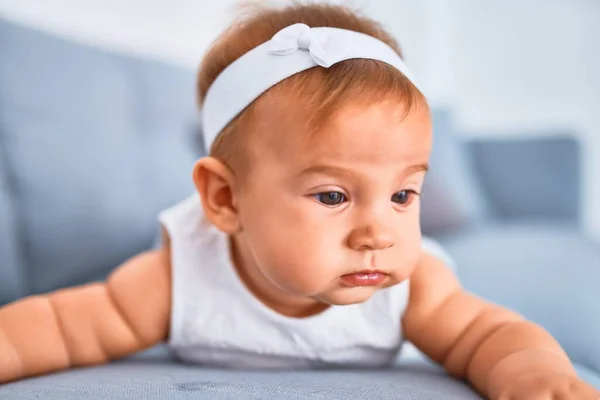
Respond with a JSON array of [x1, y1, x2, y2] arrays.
[[498, 372, 599, 400]]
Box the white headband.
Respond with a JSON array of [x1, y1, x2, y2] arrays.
[[202, 23, 420, 149]]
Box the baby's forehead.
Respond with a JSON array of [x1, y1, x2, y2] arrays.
[[251, 96, 432, 167]]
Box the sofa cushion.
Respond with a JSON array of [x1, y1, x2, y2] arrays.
[[0, 19, 201, 301], [439, 223, 600, 378], [0, 147, 25, 304], [0, 359, 483, 400], [468, 136, 580, 222], [420, 110, 490, 235]]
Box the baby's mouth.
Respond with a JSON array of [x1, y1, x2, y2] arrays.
[[339, 270, 387, 287]]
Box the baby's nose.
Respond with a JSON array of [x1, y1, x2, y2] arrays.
[[346, 221, 395, 251]]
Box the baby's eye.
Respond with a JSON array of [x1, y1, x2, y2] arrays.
[[391, 190, 419, 206], [313, 191, 347, 206]]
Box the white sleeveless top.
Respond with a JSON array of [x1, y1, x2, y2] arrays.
[[158, 194, 453, 369]]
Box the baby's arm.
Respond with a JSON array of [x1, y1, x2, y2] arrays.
[[0, 246, 171, 383], [402, 251, 581, 399]]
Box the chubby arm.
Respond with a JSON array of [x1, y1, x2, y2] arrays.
[[0, 246, 171, 383], [402, 251, 577, 399]]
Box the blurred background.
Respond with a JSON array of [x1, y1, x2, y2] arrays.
[[1, 0, 598, 238]]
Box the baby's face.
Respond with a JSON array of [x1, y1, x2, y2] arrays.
[[233, 98, 432, 307]]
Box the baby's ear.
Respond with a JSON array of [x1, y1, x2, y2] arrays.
[[193, 157, 241, 234]]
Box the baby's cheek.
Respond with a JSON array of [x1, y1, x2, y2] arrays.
[[252, 204, 344, 290], [388, 230, 422, 278], [267, 237, 328, 284], [261, 231, 338, 294]]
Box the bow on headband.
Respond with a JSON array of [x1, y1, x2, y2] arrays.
[[268, 23, 349, 68], [202, 23, 418, 149]]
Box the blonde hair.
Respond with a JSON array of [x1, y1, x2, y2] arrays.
[[198, 2, 425, 178]]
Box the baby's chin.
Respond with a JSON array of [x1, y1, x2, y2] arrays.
[[315, 285, 383, 306], [312, 276, 406, 306]]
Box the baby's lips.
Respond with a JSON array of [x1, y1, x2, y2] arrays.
[[339, 271, 387, 287]]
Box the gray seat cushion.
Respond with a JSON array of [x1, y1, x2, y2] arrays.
[[1, 346, 598, 398], [0, 359, 482, 400]]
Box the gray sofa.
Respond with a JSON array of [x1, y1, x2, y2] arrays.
[[1, 18, 598, 399]]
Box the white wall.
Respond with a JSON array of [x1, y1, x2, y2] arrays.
[[1, 0, 598, 237]]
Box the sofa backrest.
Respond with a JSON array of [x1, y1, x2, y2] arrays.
[[0, 19, 201, 304], [469, 135, 581, 223]]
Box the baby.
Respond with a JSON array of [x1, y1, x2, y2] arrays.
[[0, 3, 597, 399]]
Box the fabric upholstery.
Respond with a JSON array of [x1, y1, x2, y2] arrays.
[[0, 19, 201, 299], [0, 146, 24, 303], [0, 358, 483, 400], [439, 223, 600, 379], [420, 110, 491, 235], [469, 137, 581, 222]]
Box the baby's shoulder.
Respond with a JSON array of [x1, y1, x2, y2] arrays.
[[421, 237, 455, 272]]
